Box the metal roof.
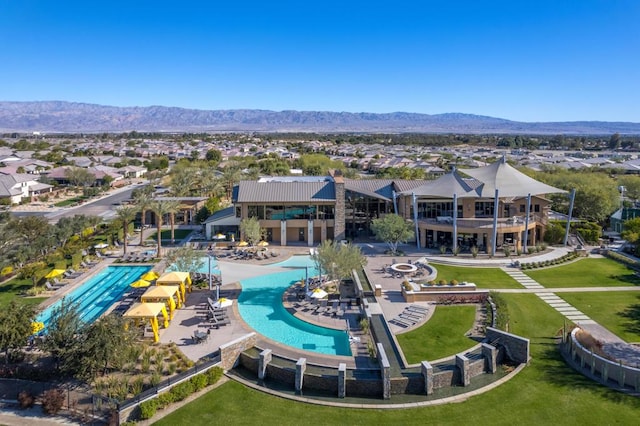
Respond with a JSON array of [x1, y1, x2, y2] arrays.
[[236, 180, 336, 203]]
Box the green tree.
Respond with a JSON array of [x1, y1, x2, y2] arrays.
[[150, 200, 175, 257], [164, 246, 205, 275], [205, 149, 222, 163], [371, 214, 415, 255], [0, 302, 36, 364], [239, 217, 264, 246], [114, 205, 137, 254], [64, 167, 95, 189], [621, 217, 640, 247], [315, 240, 367, 282], [40, 299, 84, 374], [134, 189, 154, 246]]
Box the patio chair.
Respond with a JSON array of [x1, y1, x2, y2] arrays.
[[44, 281, 62, 291]]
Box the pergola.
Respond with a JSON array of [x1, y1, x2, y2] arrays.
[[156, 271, 192, 301], [140, 285, 182, 319], [123, 302, 169, 343]]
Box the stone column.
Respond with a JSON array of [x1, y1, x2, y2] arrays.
[[482, 343, 497, 373], [333, 173, 346, 241], [421, 361, 433, 395], [321, 220, 327, 242], [258, 349, 272, 380], [377, 343, 391, 399], [456, 354, 470, 386], [338, 363, 346, 398], [295, 358, 306, 393]]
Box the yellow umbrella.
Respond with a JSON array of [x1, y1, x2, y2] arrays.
[[130, 279, 151, 288], [238, 241, 249, 247], [257, 241, 269, 247], [141, 271, 159, 281], [45, 269, 66, 279]]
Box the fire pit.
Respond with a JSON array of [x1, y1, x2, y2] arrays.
[[390, 263, 418, 274]]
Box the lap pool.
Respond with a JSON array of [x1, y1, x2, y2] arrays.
[[237, 256, 352, 356], [37, 265, 152, 330]]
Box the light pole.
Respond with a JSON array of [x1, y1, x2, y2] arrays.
[[304, 266, 309, 294], [207, 247, 215, 294]]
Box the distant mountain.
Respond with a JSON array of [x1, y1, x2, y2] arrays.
[[0, 101, 639, 134]]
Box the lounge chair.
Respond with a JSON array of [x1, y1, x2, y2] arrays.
[[44, 281, 63, 291]]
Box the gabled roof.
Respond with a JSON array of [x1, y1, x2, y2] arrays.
[[236, 180, 336, 203], [203, 206, 236, 223], [461, 157, 566, 197], [345, 179, 395, 201]]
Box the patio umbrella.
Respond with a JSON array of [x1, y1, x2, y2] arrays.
[[130, 279, 151, 288], [44, 269, 66, 279], [212, 297, 233, 309], [214, 233, 226, 240], [238, 241, 249, 247], [257, 241, 269, 247], [141, 271, 159, 281], [307, 288, 327, 299]]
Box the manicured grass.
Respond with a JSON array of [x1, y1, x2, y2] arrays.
[[431, 263, 522, 289], [0, 277, 47, 308], [54, 197, 84, 207], [396, 305, 477, 362], [147, 229, 193, 241], [525, 258, 640, 288], [559, 292, 640, 343]]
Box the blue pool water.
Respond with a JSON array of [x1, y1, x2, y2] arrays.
[[237, 256, 351, 356], [36, 265, 152, 330]]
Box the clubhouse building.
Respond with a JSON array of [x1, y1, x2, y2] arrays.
[[204, 158, 567, 254]]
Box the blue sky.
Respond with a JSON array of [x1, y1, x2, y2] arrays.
[[1, 0, 639, 122]]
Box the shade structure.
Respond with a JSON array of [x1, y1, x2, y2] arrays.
[[212, 297, 233, 309], [130, 279, 151, 288], [94, 243, 109, 249], [45, 269, 66, 279], [401, 170, 480, 198], [257, 241, 269, 247], [307, 288, 328, 299], [157, 271, 192, 300], [123, 302, 169, 342], [461, 157, 566, 198], [141, 285, 182, 319], [238, 241, 249, 247], [141, 271, 160, 281]]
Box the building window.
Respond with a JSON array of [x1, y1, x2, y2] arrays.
[[475, 201, 494, 217], [519, 205, 525, 213], [248, 205, 265, 220], [534, 204, 540, 213]]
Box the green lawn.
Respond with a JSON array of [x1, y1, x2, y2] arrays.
[[0, 277, 47, 308], [431, 263, 522, 289], [154, 293, 640, 425], [559, 291, 640, 343], [396, 305, 477, 362], [525, 258, 640, 288]]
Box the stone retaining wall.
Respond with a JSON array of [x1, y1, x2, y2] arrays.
[[486, 327, 530, 364]]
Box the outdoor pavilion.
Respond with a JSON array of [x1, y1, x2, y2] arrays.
[[122, 302, 170, 343], [156, 271, 192, 301], [140, 285, 182, 320], [403, 157, 569, 255]]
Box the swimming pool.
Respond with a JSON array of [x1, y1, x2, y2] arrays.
[[238, 256, 352, 356], [37, 265, 152, 330]]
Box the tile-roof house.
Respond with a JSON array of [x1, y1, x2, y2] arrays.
[[0, 173, 53, 204]]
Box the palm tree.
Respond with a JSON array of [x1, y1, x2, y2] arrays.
[[115, 205, 137, 255], [134, 191, 153, 246], [165, 200, 181, 245], [150, 200, 173, 257]]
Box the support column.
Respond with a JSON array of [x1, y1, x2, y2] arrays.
[[338, 363, 346, 398], [307, 220, 314, 247], [320, 220, 327, 242], [280, 220, 287, 246], [482, 343, 497, 373], [412, 193, 420, 248], [295, 358, 306, 393], [421, 361, 434, 395], [452, 192, 458, 253], [523, 193, 531, 253], [333, 173, 346, 241], [456, 354, 470, 386], [492, 188, 499, 257], [563, 189, 576, 246], [258, 349, 272, 380]]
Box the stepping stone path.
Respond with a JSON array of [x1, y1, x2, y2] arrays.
[[501, 268, 595, 325]]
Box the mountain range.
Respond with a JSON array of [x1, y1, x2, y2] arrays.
[[0, 101, 639, 134]]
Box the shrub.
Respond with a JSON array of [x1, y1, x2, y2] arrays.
[[516, 248, 522, 256], [129, 376, 144, 396], [503, 246, 511, 257], [450, 279, 459, 286], [427, 280, 436, 285], [451, 246, 460, 256], [18, 390, 35, 409], [190, 374, 208, 392], [205, 367, 223, 386], [169, 381, 194, 402], [439, 245, 447, 255], [438, 279, 447, 286], [167, 363, 177, 375], [470, 246, 479, 258], [41, 388, 65, 415], [157, 391, 175, 409], [149, 372, 162, 387], [527, 247, 536, 255], [139, 399, 158, 420]]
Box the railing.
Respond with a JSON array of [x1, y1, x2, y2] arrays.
[[419, 214, 543, 229]]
